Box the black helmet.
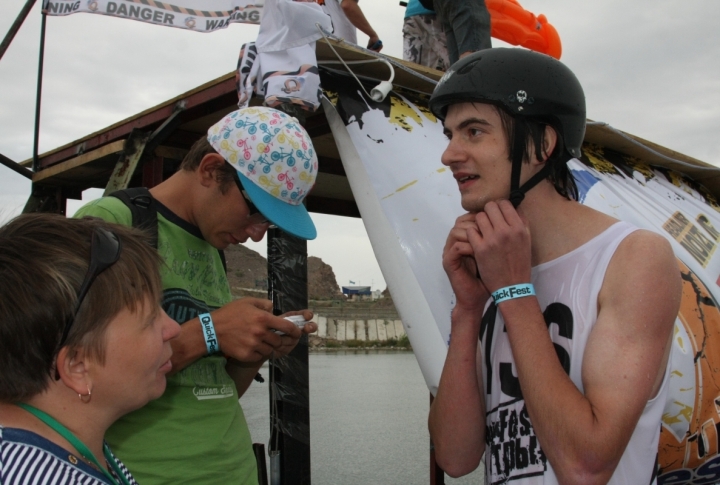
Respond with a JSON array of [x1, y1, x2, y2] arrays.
[[430, 48, 585, 158], [429, 48, 586, 206]]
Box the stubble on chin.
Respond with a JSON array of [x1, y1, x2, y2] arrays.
[[460, 194, 486, 214]]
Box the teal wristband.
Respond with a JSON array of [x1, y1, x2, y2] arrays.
[[492, 284, 535, 304], [199, 313, 220, 354]]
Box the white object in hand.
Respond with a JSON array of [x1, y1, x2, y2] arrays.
[[274, 315, 309, 335]]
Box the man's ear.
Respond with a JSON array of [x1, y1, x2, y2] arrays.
[[56, 346, 93, 396], [197, 153, 228, 188], [540, 125, 558, 162]]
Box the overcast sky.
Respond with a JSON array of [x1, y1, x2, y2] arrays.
[[1, 0, 719, 291]]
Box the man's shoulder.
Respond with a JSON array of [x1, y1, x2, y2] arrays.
[[74, 196, 133, 226], [600, 227, 680, 312], [613, 228, 675, 268]]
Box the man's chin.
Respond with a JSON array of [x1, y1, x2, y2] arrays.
[[212, 238, 231, 250], [460, 198, 485, 214]]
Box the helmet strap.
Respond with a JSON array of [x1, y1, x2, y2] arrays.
[[508, 123, 553, 208], [509, 122, 526, 207]]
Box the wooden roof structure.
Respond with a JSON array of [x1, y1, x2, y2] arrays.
[[18, 38, 720, 214]]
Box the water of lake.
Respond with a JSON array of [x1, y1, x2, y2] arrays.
[[240, 350, 485, 485]]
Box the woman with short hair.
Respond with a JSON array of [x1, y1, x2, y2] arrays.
[[0, 213, 180, 485]]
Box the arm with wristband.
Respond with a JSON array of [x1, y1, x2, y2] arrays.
[[168, 297, 316, 390], [429, 212, 491, 476], [431, 203, 542, 477], [461, 200, 679, 483], [431, 202, 547, 476], [171, 300, 314, 364]]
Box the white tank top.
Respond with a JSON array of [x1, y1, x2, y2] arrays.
[[480, 221, 669, 484]]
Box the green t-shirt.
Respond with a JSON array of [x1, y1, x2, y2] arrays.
[[76, 196, 258, 485]]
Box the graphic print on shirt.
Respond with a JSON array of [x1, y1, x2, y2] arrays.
[[481, 301, 574, 484], [163, 288, 216, 324]]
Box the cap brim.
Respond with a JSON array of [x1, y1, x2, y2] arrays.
[[237, 172, 317, 240]]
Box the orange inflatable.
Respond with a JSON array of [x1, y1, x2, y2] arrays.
[[487, 0, 562, 59]]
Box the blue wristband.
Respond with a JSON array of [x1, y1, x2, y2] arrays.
[[492, 284, 535, 304], [199, 313, 220, 355]]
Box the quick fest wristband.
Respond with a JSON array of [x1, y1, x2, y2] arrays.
[[199, 313, 220, 355], [491, 283, 536, 305]]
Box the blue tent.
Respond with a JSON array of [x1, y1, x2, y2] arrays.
[[342, 286, 371, 296]]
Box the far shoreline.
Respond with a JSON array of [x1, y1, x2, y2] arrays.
[[307, 336, 412, 352], [309, 347, 413, 353]]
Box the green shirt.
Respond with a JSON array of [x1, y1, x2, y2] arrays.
[[76, 196, 258, 485]]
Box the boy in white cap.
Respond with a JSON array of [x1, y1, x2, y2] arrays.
[[75, 107, 319, 485]]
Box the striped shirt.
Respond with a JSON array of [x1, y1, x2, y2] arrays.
[[1, 426, 138, 485]]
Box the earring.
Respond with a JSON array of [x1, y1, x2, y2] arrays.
[[78, 384, 92, 403]]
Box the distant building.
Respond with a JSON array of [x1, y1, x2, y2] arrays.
[[342, 285, 372, 300]]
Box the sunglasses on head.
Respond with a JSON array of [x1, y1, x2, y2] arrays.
[[232, 170, 269, 224], [58, 226, 122, 350]]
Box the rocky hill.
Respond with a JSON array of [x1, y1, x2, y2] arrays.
[[308, 256, 343, 299], [224, 243, 268, 294], [223, 244, 399, 321], [224, 243, 343, 300]]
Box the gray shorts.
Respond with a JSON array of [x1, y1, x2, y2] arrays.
[[402, 14, 450, 72], [433, 0, 491, 64]]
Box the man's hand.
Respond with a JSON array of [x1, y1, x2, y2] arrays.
[[212, 298, 316, 363], [274, 309, 317, 358], [443, 213, 490, 312], [222, 307, 316, 397], [466, 200, 532, 294], [170, 298, 318, 374], [367, 37, 383, 52]]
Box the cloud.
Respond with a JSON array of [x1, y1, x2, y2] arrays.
[[523, 0, 720, 163]]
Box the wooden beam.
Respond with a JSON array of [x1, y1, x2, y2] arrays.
[[318, 156, 345, 177], [306, 195, 359, 218], [25, 75, 237, 170], [155, 145, 189, 160], [32, 140, 125, 183]]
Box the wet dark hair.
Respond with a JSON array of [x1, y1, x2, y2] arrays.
[[495, 106, 578, 201]]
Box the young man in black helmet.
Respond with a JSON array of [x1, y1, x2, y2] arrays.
[[427, 48, 681, 484]]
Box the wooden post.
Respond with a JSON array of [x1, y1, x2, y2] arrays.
[[142, 155, 164, 188], [430, 393, 445, 485]]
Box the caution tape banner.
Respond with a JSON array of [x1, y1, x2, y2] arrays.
[[43, 0, 263, 31]]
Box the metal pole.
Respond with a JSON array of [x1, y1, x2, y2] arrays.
[[0, 152, 34, 179], [32, 9, 47, 172], [267, 227, 311, 485], [0, 0, 38, 62]]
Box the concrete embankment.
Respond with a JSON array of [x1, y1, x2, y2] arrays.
[[314, 315, 406, 342]]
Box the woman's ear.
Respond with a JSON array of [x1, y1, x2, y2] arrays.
[[56, 346, 92, 397], [197, 153, 228, 188], [541, 125, 558, 162]]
